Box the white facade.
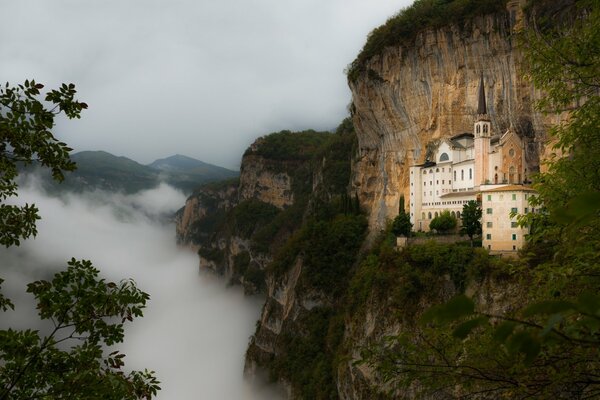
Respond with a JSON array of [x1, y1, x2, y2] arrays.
[[407, 76, 532, 252]]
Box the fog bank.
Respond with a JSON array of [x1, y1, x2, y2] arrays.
[[0, 180, 282, 399]]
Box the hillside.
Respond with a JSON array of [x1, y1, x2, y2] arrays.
[[175, 0, 599, 398], [35, 151, 238, 195]]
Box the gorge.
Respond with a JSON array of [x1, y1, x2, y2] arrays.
[[174, 1, 597, 398]]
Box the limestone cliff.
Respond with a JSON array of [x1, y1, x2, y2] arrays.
[[348, 9, 560, 230]]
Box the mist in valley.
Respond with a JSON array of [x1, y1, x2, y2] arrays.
[[0, 177, 283, 399]]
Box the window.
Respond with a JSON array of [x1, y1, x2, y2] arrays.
[[525, 207, 529, 213], [423, 170, 427, 175], [430, 181, 432, 186], [486, 234, 492, 240], [422, 212, 425, 219], [486, 208, 493, 214], [511, 222, 518, 228], [512, 234, 517, 241], [483, 124, 488, 134], [476, 125, 481, 134], [424, 182, 426, 186], [512, 194, 516, 200], [439, 153, 449, 162], [436, 180, 439, 185], [454, 171, 457, 180], [457, 211, 461, 218], [461, 170, 464, 180], [511, 207, 518, 213], [442, 168, 445, 172], [436, 168, 439, 172], [486, 222, 493, 228], [428, 212, 432, 219], [509, 148, 515, 157], [487, 194, 492, 201], [442, 180, 445, 184], [451, 211, 456, 217], [434, 212, 438, 218], [469, 168, 472, 179]]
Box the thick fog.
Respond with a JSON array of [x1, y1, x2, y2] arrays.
[[0, 178, 282, 399]]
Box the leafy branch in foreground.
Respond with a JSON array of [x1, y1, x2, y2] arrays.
[[1, 81, 160, 398], [0, 259, 159, 399]]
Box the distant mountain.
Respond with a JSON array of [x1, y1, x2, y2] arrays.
[[147, 154, 239, 191], [33, 151, 238, 195]]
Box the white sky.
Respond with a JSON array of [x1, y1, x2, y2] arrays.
[[0, 0, 412, 169]]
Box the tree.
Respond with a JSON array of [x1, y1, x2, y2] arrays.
[[0, 81, 160, 398], [391, 195, 412, 237], [429, 210, 456, 234], [362, 1, 600, 397], [460, 200, 481, 246]]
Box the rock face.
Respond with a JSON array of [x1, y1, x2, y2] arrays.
[[349, 12, 559, 230], [239, 154, 294, 209]]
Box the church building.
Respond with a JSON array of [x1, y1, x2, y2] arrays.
[[408, 75, 534, 252]]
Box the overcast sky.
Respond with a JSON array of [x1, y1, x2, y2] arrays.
[[1, 1, 411, 169]]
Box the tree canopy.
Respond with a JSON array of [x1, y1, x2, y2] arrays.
[[0, 81, 160, 399], [362, 1, 600, 397]]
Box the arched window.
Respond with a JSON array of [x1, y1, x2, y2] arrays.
[[509, 148, 515, 157], [428, 212, 432, 220], [451, 211, 456, 217], [476, 125, 481, 134], [434, 212, 439, 218], [483, 124, 488, 134], [423, 170, 427, 175], [436, 168, 439, 172], [494, 173, 498, 184], [422, 212, 425, 220], [469, 168, 472, 179], [439, 152, 449, 162], [509, 166, 515, 183], [457, 211, 461, 218]]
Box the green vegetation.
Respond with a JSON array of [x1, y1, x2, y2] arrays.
[[362, 2, 600, 397], [38, 150, 238, 195], [429, 210, 457, 233], [347, 0, 508, 82], [244, 129, 331, 161], [461, 200, 482, 245], [391, 196, 412, 237], [231, 199, 280, 239], [0, 81, 159, 398]]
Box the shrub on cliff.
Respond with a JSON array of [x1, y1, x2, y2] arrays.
[[347, 0, 508, 82]]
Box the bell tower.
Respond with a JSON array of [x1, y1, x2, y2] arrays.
[[474, 73, 491, 186]]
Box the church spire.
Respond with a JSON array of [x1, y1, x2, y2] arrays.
[[477, 73, 487, 116]]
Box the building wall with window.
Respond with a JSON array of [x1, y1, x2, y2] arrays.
[[480, 185, 535, 252]]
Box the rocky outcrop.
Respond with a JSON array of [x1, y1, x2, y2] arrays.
[[349, 11, 560, 231], [239, 155, 294, 209]]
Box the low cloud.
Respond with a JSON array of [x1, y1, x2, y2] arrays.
[[0, 179, 283, 399]]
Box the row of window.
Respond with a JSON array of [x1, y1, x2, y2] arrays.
[[420, 200, 471, 207], [485, 233, 518, 241], [421, 210, 461, 220], [486, 222, 520, 228], [485, 207, 531, 215], [418, 168, 473, 181], [485, 193, 530, 201]]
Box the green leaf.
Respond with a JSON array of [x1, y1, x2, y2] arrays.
[[576, 291, 600, 316], [507, 330, 541, 365], [493, 321, 517, 343], [422, 295, 475, 324], [452, 316, 488, 339], [522, 300, 575, 317]]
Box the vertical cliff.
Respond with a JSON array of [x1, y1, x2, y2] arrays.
[[348, 7, 560, 230]]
